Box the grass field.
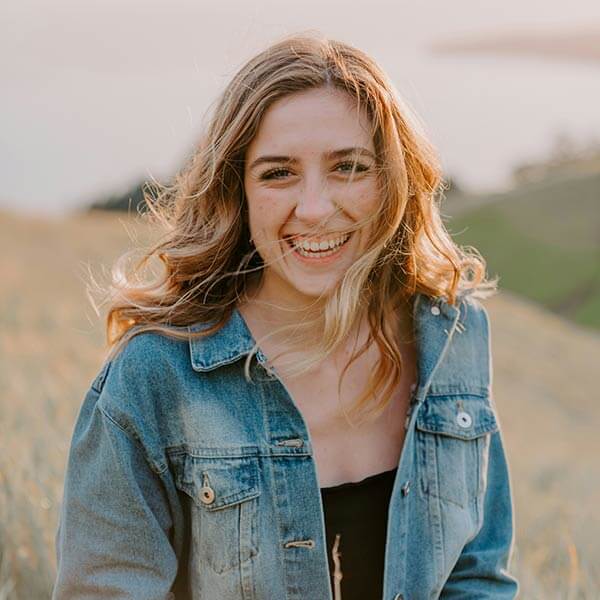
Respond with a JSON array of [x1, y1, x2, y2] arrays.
[[443, 170, 600, 332], [1, 208, 599, 598]]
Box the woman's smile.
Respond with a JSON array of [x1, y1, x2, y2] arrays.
[[284, 232, 353, 265]]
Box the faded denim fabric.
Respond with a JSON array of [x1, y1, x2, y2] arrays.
[[52, 292, 519, 599]]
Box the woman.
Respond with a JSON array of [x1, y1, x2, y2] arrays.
[[53, 33, 518, 599]]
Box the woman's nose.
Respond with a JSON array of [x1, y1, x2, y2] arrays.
[[293, 179, 338, 225]]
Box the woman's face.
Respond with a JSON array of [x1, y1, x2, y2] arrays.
[[243, 86, 380, 306]]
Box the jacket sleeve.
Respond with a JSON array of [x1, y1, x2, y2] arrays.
[[440, 425, 519, 598], [52, 379, 179, 599]]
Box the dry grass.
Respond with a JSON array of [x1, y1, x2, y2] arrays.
[[0, 209, 156, 599], [0, 209, 599, 598], [485, 291, 600, 597]]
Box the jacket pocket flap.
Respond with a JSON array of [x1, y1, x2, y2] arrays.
[[170, 452, 261, 511], [415, 394, 499, 440]]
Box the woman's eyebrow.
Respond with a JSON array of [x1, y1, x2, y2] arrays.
[[248, 146, 375, 171]]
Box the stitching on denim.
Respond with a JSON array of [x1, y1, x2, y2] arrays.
[[425, 390, 488, 398], [254, 378, 292, 586], [165, 445, 263, 458], [98, 405, 167, 475], [90, 360, 113, 394]]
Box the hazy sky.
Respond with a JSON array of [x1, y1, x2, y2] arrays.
[[2, 0, 599, 215]]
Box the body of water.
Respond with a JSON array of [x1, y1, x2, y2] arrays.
[[1, 0, 599, 215]]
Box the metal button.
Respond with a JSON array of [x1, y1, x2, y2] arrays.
[[199, 485, 215, 505], [430, 305, 441, 316], [393, 594, 404, 600], [401, 480, 410, 496], [456, 411, 472, 428]]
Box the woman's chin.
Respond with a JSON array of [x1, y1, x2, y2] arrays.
[[285, 277, 340, 303]]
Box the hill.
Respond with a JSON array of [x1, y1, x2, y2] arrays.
[[443, 169, 600, 331], [87, 182, 150, 214]]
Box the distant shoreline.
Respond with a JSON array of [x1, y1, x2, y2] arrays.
[[430, 25, 600, 65]]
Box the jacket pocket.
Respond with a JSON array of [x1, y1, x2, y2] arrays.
[[415, 393, 499, 509], [169, 448, 261, 574]]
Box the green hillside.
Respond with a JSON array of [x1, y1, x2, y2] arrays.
[[443, 170, 600, 331]]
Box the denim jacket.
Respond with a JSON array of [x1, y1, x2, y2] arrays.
[[52, 292, 518, 599]]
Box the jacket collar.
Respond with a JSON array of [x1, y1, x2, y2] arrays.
[[188, 307, 258, 372], [188, 292, 461, 396]]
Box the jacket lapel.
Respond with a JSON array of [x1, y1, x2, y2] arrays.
[[412, 293, 462, 401]]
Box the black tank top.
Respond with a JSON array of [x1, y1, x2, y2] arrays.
[[320, 466, 398, 600]]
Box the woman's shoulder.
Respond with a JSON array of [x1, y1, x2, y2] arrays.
[[88, 326, 194, 435], [112, 323, 192, 363], [93, 327, 185, 387]]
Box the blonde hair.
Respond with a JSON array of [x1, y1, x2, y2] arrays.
[[92, 31, 498, 426]]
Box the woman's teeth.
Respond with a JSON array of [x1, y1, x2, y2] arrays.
[[287, 233, 351, 258]]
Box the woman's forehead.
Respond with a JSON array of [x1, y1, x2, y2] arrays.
[[247, 87, 374, 158]]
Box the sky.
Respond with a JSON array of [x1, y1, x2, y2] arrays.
[[1, 0, 599, 216]]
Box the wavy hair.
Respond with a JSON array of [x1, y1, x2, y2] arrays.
[[91, 31, 498, 426]]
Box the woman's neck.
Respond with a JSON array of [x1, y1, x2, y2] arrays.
[[239, 276, 328, 333], [238, 277, 414, 368]]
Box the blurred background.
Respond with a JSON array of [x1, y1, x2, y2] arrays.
[[1, 0, 599, 597]]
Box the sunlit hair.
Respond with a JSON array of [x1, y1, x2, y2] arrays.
[[91, 31, 498, 427]]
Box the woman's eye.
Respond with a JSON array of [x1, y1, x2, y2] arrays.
[[336, 161, 369, 174], [260, 162, 369, 180], [261, 168, 292, 180]]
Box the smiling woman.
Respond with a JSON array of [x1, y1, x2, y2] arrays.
[[53, 31, 518, 600], [242, 87, 381, 302]]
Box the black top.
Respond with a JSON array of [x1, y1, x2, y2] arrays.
[[320, 466, 398, 600]]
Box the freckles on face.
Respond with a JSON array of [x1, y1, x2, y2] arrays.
[[242, 86, 380, 299], [251, 194, 292, 250]]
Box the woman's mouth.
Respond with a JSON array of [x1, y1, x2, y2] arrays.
[[284, 232, 352, 263]]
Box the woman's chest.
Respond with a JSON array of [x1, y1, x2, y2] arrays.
[[279, 345, 418, 488]]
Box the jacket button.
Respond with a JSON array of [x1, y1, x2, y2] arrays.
[[393, 594, 404, 600], [401, 480, 410, 496], [199, 485, 215, 505], [456, 411, 472, 428], [430, 305, 440, 315]]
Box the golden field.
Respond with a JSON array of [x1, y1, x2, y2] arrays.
[[0, 209, 599, 598]]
